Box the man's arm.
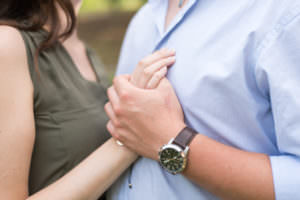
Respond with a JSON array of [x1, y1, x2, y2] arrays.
[[106, 77, 275, 200], [184, 134, 274, 200], [106, 14, 300, 200]]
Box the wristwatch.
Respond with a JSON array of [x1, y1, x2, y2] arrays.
[[158, 127, 197, 175]]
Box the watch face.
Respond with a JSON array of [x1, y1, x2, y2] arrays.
[[159, 146, 186, 174]]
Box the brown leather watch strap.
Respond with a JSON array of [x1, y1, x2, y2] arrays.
[[173, 127, 197, 149]]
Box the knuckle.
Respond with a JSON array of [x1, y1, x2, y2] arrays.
[[157, 69, 165, 75], [119, 91, 129, 101], [114, 120, 122, 129], [158, 51, 165, 56], [138, 59, 148, 68], [143, 68, 152, 77], [112, 77, 117, 84], [163, 58, 170, 64], [157, 50, 165, 56], [162, 58, 172, 66], [154, 68, 165, 78], [112, 77, 120, 86], [114, 105, 123, 116], [154, 72, 162, 79]]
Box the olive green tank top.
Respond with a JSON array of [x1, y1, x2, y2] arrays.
[[19, 30, 111, 197]]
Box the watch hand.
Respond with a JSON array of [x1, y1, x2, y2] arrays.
[[171, 156, 180, 161], [163, 159, 170, 164], [166, 158, 178, 163]]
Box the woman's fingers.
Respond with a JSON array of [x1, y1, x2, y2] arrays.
[[135, 56, 176, 88], [140, 48, 175, 67], [105, 104, 125, 146], [146, 56, 175, 73], [106, 86, 120, 112], [131, 48, 176, 88], [106, 120, 124, 146], [104, 102, 119, 127], [146, 67, 168, 89], [141, 56, 175, 87]]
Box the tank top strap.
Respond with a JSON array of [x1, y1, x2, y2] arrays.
[[18, 30, 42, 109]]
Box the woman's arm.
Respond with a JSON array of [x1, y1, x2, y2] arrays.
[[29, 138, 136, 200], [0, 26, 174, 200], [0, 26, 35, 200]]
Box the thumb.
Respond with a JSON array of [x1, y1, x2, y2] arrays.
[[156, 78, 173, 91], [155, 78, 180, 102], [122, 74, 131, 81]]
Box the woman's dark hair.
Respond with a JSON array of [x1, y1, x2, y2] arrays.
[[0, 0, 76, 73]]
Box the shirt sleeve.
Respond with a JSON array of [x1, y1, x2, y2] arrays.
[[256, 11, 300, 200]]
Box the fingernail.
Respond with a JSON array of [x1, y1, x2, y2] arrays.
[[162, 66, 168, 72], [168, 56, 176, 61], [160, 67, 168, 76], [168, 49, 176, 54]]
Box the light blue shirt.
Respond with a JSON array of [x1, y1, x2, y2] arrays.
[[107, 0, 300, 199]]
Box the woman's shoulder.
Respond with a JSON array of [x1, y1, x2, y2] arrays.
[[0, 25, 33, 94], [0, 25, 26, 61], [0, 25, 23, 46]]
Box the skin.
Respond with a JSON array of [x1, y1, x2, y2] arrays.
[[0, 0, 175, 199], [105, 0, 276, 200]]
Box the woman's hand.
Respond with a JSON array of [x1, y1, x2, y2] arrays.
[[104, 48, 184, 159], [105, 75, 185, 160], [130, 48, 176, 89], [105, 48, 177, 148]]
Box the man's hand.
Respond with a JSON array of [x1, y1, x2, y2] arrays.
[[104, 75, 186, 160]]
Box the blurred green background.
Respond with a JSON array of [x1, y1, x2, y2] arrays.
[[81, 0, 146, 13], [78, 0, 147, 79]]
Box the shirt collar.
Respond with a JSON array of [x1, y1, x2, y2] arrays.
[[149, 0, 198, 38]]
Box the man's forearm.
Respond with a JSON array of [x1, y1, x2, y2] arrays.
[[106, 75, 276, 199], [183, 134, 275, 200]]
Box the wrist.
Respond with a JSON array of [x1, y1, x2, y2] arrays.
[[112, 138, 138, 161], [166, 122, 187, 143]]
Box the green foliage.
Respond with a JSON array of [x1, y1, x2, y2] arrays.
[[81, 0, 146, 13]]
